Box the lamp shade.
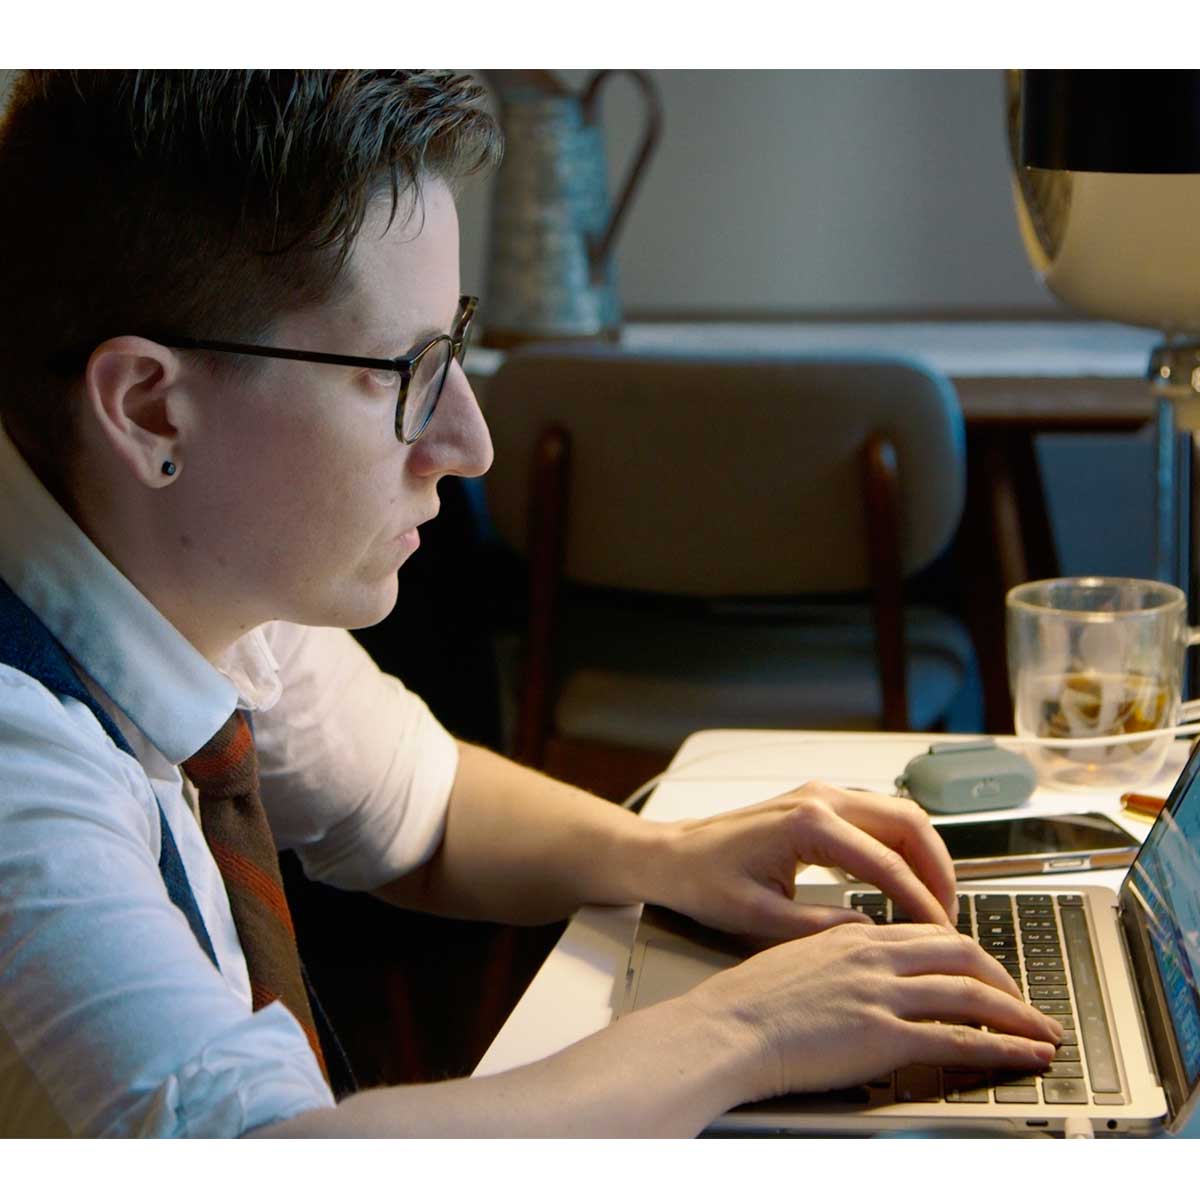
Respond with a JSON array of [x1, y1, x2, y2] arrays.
[[1009, 69, 1200, 334], [1020, 70, 1200, 174]]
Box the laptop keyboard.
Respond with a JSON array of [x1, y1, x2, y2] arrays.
[[841, 891, 1124, 1107]]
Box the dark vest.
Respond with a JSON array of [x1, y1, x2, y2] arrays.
[[0, 576, 356, 1096]]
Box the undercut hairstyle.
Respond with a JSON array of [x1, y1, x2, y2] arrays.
[[0, 69, 501, 490]]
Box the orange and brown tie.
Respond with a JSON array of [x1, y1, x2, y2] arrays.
[[182, 710, 330, 1083]]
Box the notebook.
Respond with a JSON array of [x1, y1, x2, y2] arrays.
[[615, 741, 1200, 1136]]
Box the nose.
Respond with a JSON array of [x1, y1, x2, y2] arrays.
[[407, 360, 493, 480]]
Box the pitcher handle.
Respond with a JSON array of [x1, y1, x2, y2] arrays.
[[580, 69, 663, 283]]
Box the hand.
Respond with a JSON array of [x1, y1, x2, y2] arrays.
[[648, 781, 957, 941], [684, 921, 1063, 1100]]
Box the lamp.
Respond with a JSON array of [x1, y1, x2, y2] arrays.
[[1008, 69, 1200, 594]]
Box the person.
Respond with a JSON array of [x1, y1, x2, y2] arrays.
[[0, 69, 1061, 1138]]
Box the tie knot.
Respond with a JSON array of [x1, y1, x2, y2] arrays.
[[181, 709, 258, 795]]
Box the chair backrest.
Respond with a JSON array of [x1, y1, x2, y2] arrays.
[[483, 345, 965, 597]]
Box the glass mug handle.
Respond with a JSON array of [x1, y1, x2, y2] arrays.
[[1180, 626, 1200, 723]]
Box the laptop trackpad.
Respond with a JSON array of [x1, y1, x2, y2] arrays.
[[630, 938, 740, 1010]]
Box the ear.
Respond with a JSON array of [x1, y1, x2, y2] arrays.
[[83, 337, 190, 488]]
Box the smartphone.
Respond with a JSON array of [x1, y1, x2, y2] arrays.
[[934, 812, 1140, 880]]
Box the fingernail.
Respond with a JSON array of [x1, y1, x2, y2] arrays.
[[1047, 1018, 1064, 1041]]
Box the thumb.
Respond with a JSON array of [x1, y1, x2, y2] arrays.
[[745, 892, 873, 941]]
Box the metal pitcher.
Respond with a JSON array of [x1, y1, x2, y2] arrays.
[[482, 69, 662, 348]]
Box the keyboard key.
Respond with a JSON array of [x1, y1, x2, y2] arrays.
[[991, 1072, 1039, 1086], [981, 936, 1017, 951], [1027, 957, 1063, 970], [1042, 1078, 1087, 1104], [1043, 1060, 1084, 1078], [1056, 895, 1084, 906], [895, 1066, 941, 1103], [1033, 999, 1073, 1014], [1022, 931, 1061, 945], [1027, 971, 1067, 986], [975, 895, 1015, 911], [1025, 944, 1062, 958], [1020, 918, 1058, 931], [994, 1086, 1039, 1103], [1030, 986, 1070, 999], [944, 1071, 989, 1102], [1059, 904, 1122, 1094], [1017, 894, 1053, 905], [1052, 1045, 1081, 1062], [1018, 906, 1054, 918], [1058, 1029, 1078, 1045], [988, 948, 1020, 966]]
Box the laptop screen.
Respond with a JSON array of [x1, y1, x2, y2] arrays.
[[1124, 748, 1200, 1089]]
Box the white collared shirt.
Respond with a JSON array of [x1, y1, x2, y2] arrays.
[[0, 423, 459, 1136]]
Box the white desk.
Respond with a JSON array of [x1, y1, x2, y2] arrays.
[[475, 729, 1190, 1123]]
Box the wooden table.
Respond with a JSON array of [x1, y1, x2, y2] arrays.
[[475, 727, 1194, 1136], [468, 320, 1163, 733]]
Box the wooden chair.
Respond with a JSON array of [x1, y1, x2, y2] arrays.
[[483, 346, 981, 795]]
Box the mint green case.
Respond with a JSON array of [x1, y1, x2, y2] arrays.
[[895, 740, 1036, 814]]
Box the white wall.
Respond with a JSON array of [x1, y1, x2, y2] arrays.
[[457, 68, 1060, 317], [0, 69, 1056, 317]]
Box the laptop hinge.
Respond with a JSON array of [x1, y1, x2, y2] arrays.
[[1118, 887, 1189, 1124], [1115, 903, 1163, 1089]]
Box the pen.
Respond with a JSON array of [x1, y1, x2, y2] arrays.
[[1120, 792, 1167, 821]]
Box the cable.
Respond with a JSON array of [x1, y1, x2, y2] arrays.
[[619, 725, 1200, 811], [1064, 1115, 1095, 1139]]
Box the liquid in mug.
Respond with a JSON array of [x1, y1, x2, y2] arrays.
[[1015, 669, 1172, 788]]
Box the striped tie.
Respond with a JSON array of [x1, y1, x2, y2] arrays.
[[182, 710, 329, 1083]]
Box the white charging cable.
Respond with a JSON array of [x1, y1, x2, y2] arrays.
[[619, 724, 1200, 810], [1063, 1115, 1095, 1139]]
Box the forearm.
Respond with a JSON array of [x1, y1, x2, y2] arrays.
[[247, 990, 756, 1138], [375, 740, 667, 923]]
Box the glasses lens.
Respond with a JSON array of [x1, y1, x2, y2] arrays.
[[400, 337, 453, 441]]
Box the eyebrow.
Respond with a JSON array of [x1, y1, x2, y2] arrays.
[[367, 304, 463, 360]]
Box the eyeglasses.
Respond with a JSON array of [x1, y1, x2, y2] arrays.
[[160, 294, 478, 444]]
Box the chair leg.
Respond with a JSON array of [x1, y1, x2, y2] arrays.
[[861, 433, 910, 730], [516, 426, 572, 766]]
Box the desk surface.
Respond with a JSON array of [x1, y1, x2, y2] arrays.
[[475, 729, 1189, 1118], [470, 319, 1163, 378], [468, 320, 1161, 430]]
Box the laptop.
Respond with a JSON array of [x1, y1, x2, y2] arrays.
[[615, 741, 1200, 1136]]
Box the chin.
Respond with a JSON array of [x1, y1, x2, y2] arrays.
[[303, 577, 401, 632]]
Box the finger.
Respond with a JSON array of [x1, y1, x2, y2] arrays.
[[819, 789, 958, 922], [795, 806, 951, 927], [899, 1020, 1057, 1075], [893, 974, 1063, 1044], [885, 928, 1025, 1002], [741, 895, 874, 942]]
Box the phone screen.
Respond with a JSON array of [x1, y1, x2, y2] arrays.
[[936, 813, 1139, 862]]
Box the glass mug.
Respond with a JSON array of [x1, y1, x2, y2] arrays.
[[1006, 577, 1200, 789]]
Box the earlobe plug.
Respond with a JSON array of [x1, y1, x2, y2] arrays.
[[161, 461, 177, 477]]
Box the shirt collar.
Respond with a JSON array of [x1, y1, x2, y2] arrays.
[[0, 421, 282, 762]]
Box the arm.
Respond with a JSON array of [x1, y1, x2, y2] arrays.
[[378, 740, 962, 939], [249, 921, 1063, 1137], [374, 739, 657, 923]]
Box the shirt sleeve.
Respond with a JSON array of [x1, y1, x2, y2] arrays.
[[251, 623, 459, 892], [0, 665, 335, 1137]]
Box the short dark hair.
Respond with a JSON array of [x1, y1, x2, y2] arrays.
[[0, 69, 501, 485]]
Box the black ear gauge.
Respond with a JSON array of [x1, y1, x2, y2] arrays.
[[161, 461, 177, 477]]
